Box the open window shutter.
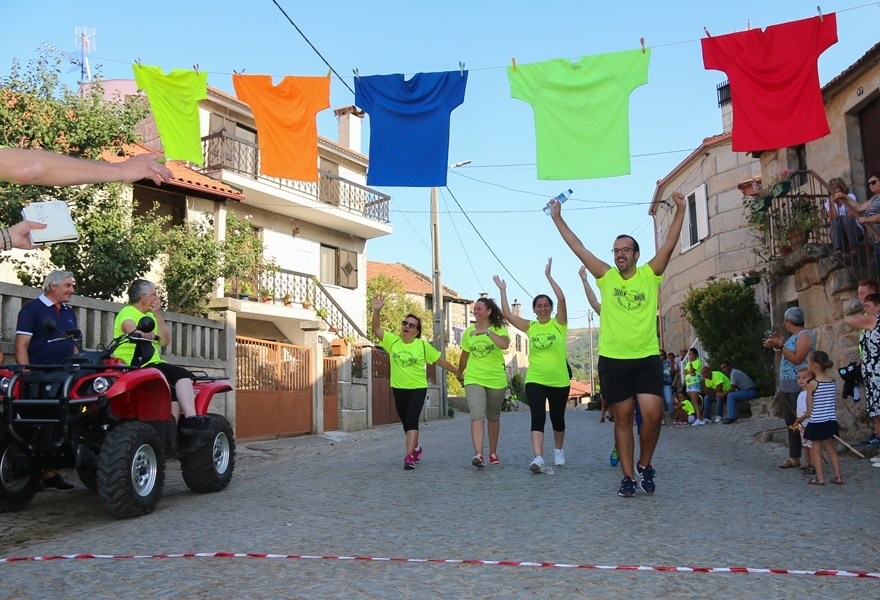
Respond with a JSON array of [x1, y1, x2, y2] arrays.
[[695, 183, 709, 241], [679, 202, 691, 250], [337, 249, 359, 289]]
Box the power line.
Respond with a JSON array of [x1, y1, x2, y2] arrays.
[[439, 188, 483, 293], [270, 0, 355, 96], [443, 184, 532, 298], [456, 148, 695, 169]]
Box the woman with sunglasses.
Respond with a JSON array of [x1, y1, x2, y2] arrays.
[[456, 297, 510, 468], [849, 172, 880, 270], [372, 294, 458, 470], [494, 258, 569, 473]]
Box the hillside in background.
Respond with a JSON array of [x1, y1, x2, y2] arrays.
[[567, 327, 598, 383]]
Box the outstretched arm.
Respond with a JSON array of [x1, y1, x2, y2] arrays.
[[548, 199, 610, 279], [578, 265, 601, 315], [492, 275, 531, 332], [371, 295, 385, 342], [0, 148, 174, 187], [545, 258, 567, 326], [434, 357, 458, 373], [648, 191, 686, 275]]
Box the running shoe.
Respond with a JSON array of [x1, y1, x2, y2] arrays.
[[472, 454, 485, 468], [637, 463, 655, 494], [610, 446, 620, 467], [529, 456, 544, 473], [859, 435, 880, 447], [489, 452, 500, 465], [554, 448, 566, 466], [404, 454, 415, 470], [714, 416, 723, 424], [617, 476, 636, 497], [413, 445, 423, 464]]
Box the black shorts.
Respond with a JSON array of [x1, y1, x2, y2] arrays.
[[151, 362, 194, 402], [598, 355, 664, 405]]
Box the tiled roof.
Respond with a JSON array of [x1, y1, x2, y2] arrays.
[[822, 41, 880, 96], [649, 132, 733, 213], [102, 144, 244, 200], [367, 261, 469, 302], [568, 379, 592, 398]]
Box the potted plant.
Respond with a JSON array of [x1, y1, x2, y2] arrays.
[[238, 281, 253, 300], [742, 268, 764, 286], [316, 307, 329, 319], [301, 294, 313, 309], [259, 286, 274, 303], [281, 292, 293, 307]]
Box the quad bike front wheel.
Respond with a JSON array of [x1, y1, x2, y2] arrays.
[[180, 414, 235, 493], [97, 422, 165, 518], [0, 431, 40, 512]]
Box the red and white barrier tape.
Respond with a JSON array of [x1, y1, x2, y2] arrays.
[[0, 552, 877, 578]]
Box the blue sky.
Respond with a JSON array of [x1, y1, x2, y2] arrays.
[[1, 1, 877, 327]]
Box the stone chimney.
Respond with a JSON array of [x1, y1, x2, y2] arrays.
[[334, 105, 364, 153], [512, 299, 521, 316], [717, 80, 733, 134]]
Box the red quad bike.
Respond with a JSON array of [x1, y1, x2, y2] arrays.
[[0, 317, 235, 518]]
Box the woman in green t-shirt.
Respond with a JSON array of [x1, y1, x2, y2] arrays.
[[372, 294, 458, 470], [494, 258, 569, 473], [457, 297, 510, 468], [683, 348, 705, 425]]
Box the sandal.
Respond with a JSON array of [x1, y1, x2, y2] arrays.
[[802, 466, 816, 476], [808, 477, 825, 485], [779, 458, 800, 468], [831, 476, 844, 485], [600, 417, 605, 423]]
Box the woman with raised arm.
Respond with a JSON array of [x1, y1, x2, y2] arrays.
[[494, 258, 570, 473], [372, 294, 458, 470], [457, 297, 510, 468]]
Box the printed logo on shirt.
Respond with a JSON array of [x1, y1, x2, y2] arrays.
[[469, 337, 494, 359], [531, 332, 557, 350], [612, 286, 646, 312], [392, 348, 420, 369]]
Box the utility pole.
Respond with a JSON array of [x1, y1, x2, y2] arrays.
[[431, 160, 470, 419]]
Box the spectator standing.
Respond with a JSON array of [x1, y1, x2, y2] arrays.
[[845, 292, 880, 447], [764, 307, 816, 468], [795, 351, 843, 485]]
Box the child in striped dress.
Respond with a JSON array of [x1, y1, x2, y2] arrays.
[[795, 351, 843, 485]]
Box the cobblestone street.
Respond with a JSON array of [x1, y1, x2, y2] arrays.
[[1, 409, 878, 599]]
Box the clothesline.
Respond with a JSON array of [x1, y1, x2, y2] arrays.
[[0, 2, 874, 82]]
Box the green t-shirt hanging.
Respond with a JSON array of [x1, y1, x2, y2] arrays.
[[524, 318, 569, 387], [461, 324, 509, 389], [595, 263, 662, 360], [507, 48, 650, 180], [133, 64, 207, 165], [378, 331, 440, 390]]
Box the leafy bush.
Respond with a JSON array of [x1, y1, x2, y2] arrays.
[[681, 279, 774, 394]]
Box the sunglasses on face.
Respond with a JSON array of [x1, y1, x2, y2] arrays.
[[401, 320, 418, 329], [869, 179, 880, 186]]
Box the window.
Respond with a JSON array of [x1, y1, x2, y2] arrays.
[[679, 183, 709, 252], [319, 245, 359, 289], [516, 334, 522, 352]]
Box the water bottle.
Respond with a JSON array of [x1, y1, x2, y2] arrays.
[[543, 189, 573, 215]]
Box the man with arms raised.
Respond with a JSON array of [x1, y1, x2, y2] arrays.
[[549, 192, 686, 497]]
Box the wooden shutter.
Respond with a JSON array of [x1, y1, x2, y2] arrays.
[[337, 249, 359, 289]]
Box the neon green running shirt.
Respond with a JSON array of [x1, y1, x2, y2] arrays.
[[507, 48, 650, 180], [524, 318, 569, 387], [379, 331, 440, 389], [595, 264, 662, 359], [461, 325, 509, 389], [133, 65, 207, 165]]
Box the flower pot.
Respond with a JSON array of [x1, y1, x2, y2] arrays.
[[743, 276, 761, 286], [778, 245, 792, 257], [262, 296, 273, 303], [283, 300, 293, 307], [771, 180, 792, 198], [301, 302, 311, 309], [239, 294, 250, 301]]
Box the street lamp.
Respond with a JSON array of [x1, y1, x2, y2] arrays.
[[432, 159, 471, 419]]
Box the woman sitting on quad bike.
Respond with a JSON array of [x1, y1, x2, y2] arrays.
[[114, 280, 210, 436]]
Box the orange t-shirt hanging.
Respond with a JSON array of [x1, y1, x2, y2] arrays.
[[232, 75, 331, 181]]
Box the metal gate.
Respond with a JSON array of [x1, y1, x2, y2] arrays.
[[323, 357, 339, 431], [371, 348, 398, 426], [236, 336, 312, 438]]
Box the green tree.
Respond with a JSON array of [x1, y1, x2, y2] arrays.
[[0, 53, 166, 299], [444, 345, 464, 397], [366, 274, 432, 343], [681, 279, 774, 394]]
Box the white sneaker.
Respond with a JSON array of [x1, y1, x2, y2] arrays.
[[554, 448, 566, 466], [873, 460, 880, 468], [871, 456, 880, 463], [529, 456, 544, 473], [472, 454, 485, 468], [714, 416, 723, 423]]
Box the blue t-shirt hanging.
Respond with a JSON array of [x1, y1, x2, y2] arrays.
[[356, 71, 467, 187]]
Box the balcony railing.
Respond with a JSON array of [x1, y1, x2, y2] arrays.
[[763, 170, 880, 281], [200, 130, 390, 224]]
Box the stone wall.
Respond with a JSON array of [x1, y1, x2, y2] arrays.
[[769, 244, 868, 439]]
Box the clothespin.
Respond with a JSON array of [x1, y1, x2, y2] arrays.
[[327, 69, 332, 78], [703, 27, 711, 38], [640, 37, 646, 54], [747, 19, 751, 30], [192, 63, 199, 73], [352, 68, 360, 80], [233, 68, 245, 75], [511, 58, 517, 72], [817, 6, 824, 22], [135, 57, 142, 66], [459, 61, 465, 76]]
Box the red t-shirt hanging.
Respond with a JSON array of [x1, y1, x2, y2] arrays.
[[702, 14, 837, 152]]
